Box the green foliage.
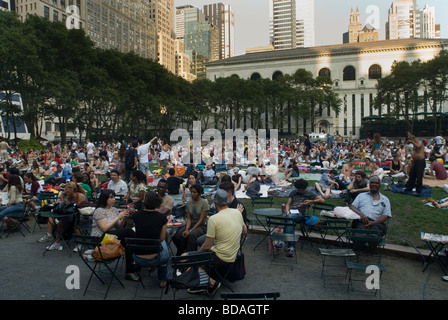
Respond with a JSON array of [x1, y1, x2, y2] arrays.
[[374, 50, 448, 134], [17, 137, 45, 151], [1, 11, 342, 141]]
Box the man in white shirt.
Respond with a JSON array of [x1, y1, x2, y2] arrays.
[[137, 136, 157, 180], [86, 139, 95, 161], [159, 138, 171, 175], [372, 159, 385, 181], [107, 169, 128, 196]]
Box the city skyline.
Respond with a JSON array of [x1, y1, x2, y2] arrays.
[[174, 0, 448, 56]]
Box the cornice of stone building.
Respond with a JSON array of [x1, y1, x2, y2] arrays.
[[206, 38, 448, 67]]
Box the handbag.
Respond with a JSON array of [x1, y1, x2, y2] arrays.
[[227, 253, 246, 282], [92, 238, 125, 261], [167, 266, 201, 289], [52, 202, 78, 216]]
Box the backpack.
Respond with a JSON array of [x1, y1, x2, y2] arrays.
[[167, 266, 201, 289]]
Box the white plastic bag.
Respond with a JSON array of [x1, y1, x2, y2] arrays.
[[333, 206, 360, 220]]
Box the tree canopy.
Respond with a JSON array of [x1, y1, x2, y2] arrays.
[[1, 11, 342, 143]]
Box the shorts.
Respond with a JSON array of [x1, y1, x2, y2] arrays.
[[138, 162, 149, 173]]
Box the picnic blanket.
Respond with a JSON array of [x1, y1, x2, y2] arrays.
[[235, 184, 270, 199], [390, 184, 432, 197]]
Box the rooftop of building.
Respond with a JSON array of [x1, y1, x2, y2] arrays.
[[206, 38, 448, 67]]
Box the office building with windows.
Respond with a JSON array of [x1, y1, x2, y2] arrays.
[[386, 0, 440, 40], [203, 3, 235, 60]]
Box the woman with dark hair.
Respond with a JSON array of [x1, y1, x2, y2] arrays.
[[132, 191, 170, 287], [123, 170, 147, 210], [182, 171, 199, 201], [30, 160, 44, 178], [173, 184, 209, 255], [91, 189, 128, 238], [91, 189, 137, 281], [0, 174, 24, 229], [23, 172, 43, 212]]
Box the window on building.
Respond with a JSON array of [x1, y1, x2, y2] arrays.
[[318, 68, 331, 79], [44, 5, 49, 19], [250, 72, 261, 81], [369, 64, 382, 79], [45, 122, 52, 133], [272, 71, 283, 81], [343, 66, 356, 81]]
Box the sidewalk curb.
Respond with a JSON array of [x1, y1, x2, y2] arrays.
[[248, 225, 430, 262]]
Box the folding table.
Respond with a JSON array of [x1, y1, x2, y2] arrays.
[[252, 208, 282, 250]]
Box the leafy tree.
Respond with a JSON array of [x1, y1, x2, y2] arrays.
[[375, 61, 423, 133], [0, 11, 40, 140], [421, 50, 448, 133]]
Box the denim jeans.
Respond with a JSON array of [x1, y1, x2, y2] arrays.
[[0, 203, 24, 220], [132, 240, 170, 281], [283, 212, 304, 248]]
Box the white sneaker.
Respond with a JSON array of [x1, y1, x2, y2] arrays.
[[37, 234, 53, 243], [46, 242, 63, 251], [443, 276, 448, 282], [73, 244, 83, 253], [274, 241, 285, 249]]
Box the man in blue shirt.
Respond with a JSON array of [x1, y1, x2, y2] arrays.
[[45, 165, 69, 186], [314, 169, 339, 198], [349, 175, 391, 236]]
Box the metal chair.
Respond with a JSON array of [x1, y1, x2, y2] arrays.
[[345, 228, 387, 298], [164, 251, 215, 300], [125, 238, 163, 300], [250, 196, 274, 208], [212, 233, 247, 292], [299, 203, 335, 247], [266, 216, 299, 264], [1, 204, 30, 238], [74, 234, 125, 299]]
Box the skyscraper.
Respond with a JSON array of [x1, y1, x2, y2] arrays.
[[386, 0, 439, 40], [15, 0, 157, 60], [419, 4, 436, 39], [149, 0, 177, 73], [270, 0, 298, 50], [386, 0, 417, 40], [183, 6, 219, 78], [203, 3, 235, 59], [270, 0, 314, 50], [296, 0, 314, 47], [175, 4, 194, 40]]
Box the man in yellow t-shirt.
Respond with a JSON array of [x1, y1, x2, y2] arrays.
[[197, 188, 247, 295]]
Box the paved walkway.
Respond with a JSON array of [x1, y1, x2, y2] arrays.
[[1, 224, 447, 300]]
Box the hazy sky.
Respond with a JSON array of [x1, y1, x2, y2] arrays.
[[174, 0, 448, 56]]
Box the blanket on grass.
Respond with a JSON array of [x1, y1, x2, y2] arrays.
[[390, 184, 432, 197]]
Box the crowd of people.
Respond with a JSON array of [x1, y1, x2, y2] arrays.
[[1, 129, 448, 290]]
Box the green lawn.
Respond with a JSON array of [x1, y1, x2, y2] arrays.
[[148, 163, 448, 249], [240, 182, 448, 250]]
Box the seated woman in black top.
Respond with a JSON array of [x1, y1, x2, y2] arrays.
[[132, 191, 170, 288]]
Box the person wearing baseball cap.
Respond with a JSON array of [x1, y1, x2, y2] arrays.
[[191, 188, 247, 295]]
